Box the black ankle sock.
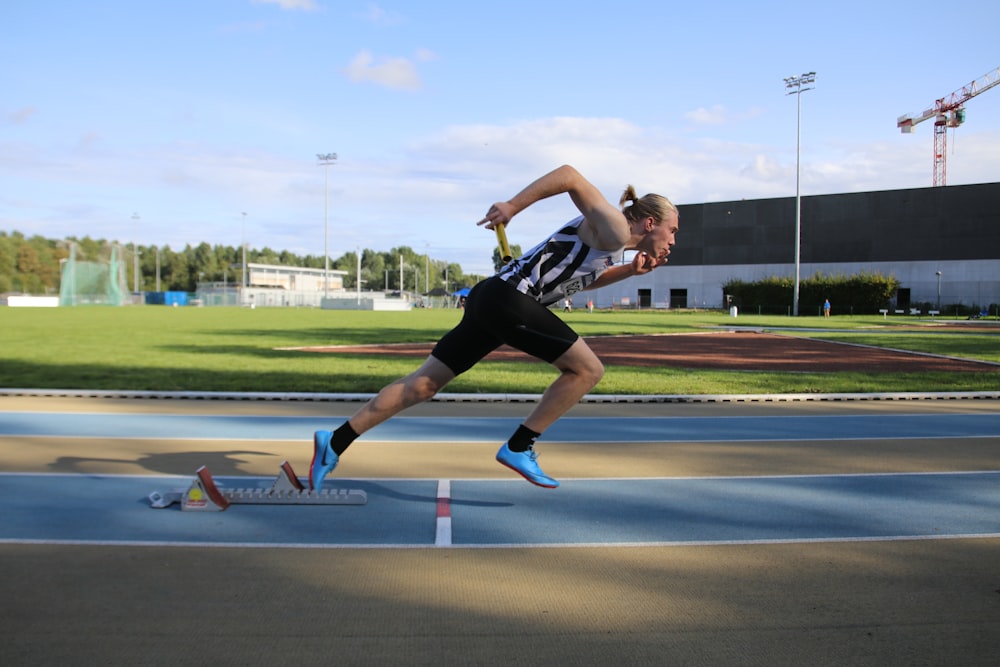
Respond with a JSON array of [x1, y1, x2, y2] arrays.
[[331, 422, 360, 456], [507, 424, 541, 452]]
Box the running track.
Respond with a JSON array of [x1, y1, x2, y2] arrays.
[[2, 400, 999, 549]]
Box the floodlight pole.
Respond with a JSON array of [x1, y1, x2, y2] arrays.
[[784, 71, 816, 317], [317, 153, 338, 299], [131, 213, 140, 294], [936, 271, 942, 310], [241, 211, 248, 306]]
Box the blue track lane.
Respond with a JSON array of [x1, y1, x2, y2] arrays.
[[2, 411, 1000, 442], [1, 472, 999, 547]]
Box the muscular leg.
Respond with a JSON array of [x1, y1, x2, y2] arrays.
[[347, 355, 456, 435], [522, 337, 604, 434]]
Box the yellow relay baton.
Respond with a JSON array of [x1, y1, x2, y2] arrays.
[[494, 223, 513, 265]]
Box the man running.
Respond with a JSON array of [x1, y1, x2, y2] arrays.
[[311, 164, 678, 489]]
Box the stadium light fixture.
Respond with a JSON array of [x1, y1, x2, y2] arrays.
[[317, 153, 338, 299], [784, 71, 816, 317]]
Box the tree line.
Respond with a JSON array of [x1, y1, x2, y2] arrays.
[[0, 230, 505, 295]]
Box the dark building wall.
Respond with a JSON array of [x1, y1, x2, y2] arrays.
[[670, 182, 1000, 266]]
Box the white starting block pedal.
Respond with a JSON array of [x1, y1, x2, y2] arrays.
[[148, 461, 367, 511]]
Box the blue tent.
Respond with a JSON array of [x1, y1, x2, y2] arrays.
[[451, 287, 471, 297]]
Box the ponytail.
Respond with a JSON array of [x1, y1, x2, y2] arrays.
[[620, 185, 676, 224]]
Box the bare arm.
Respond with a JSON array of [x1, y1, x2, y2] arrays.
[[478, 165, 630, 251], [584, 251, 665, 291]]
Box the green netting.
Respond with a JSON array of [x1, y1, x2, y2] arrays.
[[59, 245, 128, 305]]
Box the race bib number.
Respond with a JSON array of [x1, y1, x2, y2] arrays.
[[563, 278, 584, 296], [562, 269, 602, 297]]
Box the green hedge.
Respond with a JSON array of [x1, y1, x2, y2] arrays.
[[723, 271, 900, 315]]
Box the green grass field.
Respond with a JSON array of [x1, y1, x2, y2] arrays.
[[1, 306, 998, 395]]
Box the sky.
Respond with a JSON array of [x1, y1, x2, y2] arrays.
[[3, 1, 1000, 277]]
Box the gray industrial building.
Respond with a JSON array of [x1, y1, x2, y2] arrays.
[[586, 182, 1000, 314]]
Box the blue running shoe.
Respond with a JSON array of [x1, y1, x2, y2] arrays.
[[310, 430, 339, 490], [496, 442, 559, 488]]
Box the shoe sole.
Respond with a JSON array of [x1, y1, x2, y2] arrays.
[[497, 459, 559, 488]]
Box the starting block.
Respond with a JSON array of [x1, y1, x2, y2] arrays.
[[148, 461, 367, 511]]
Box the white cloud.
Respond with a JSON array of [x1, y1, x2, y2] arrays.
[[740, 154, 784, 181], [685, 105, 729, 125], [341, 50, 423, 91], [684, 105, 765, 126], [251, 0, 318, 11], [359, 4, 404, 25], [399, 117, 688, 246]]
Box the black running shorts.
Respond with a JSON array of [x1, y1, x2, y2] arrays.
[[431, 277, 579, 376]]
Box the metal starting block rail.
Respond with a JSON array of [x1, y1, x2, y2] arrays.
[[148, 461, 367, 511]]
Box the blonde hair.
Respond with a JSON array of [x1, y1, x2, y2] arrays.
[[619, 185, 677, 224]]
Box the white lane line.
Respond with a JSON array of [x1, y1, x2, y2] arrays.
[[435, 479, 452, 547]]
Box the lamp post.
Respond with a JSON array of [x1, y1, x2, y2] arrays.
[[317, 153, 338, 299], [241, 211, 248, 306], [784, 71, 816, 317], [936, 271, 942, 310], [131, 212, 140, 294]]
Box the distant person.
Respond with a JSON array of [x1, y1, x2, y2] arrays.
[[563, 297, 573, 312], [823, 298, 831, 317], [587, 298, 594, 314], [309, 165, 678, 490]]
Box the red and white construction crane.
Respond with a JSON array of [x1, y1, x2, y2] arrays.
[[897, 66, 1000, 186]]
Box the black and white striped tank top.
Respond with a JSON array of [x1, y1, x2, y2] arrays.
[[497, 216, 622, 306]]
